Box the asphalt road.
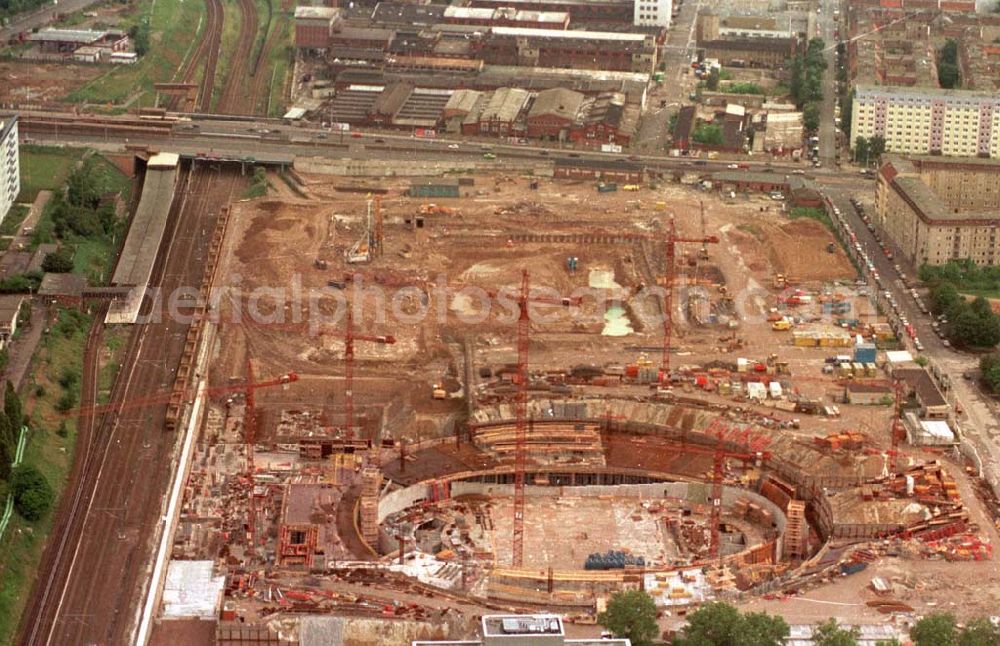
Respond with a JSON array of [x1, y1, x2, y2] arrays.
[[0, 0, 102, 41], [825, 187, 1000, 493], [817, 0, 840, 167]]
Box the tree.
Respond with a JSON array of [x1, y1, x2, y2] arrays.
[[674, 602, 788, 646], [706, 67, 720, 91], [911, 613, 958, 646], [937, 39, 961, 89], [803, 102, 821, 131], [840, 92, 853, 138], [981, 354, 1000, 393], [41, 247, 75, 273], [4, 381, 22, 431], [854, 136, 871, 166], [812, 619, 860, 646], [930, 282, 963, 317], [10, 465, 54, 521], [0, 418, 12, 480], [959, 617, 1000, 646], [692, 124, 724, 146], [869, 135, 887, 159], [597, 590, 659, 646]]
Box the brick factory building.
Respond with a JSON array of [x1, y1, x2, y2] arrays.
[[876, 155, 1000, 266], [476, 27, 657, 72], [695, 12, 799, 68], [294, 6, 341, 50], [553, 158, 644, 182], [468, 0, 634, 24], [442, 6, 571, 29]]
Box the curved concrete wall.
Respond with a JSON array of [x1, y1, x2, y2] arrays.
[[377, 478, 787, 545]]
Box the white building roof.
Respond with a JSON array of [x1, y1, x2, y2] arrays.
[[161, 561, 225, 619], [491, 26, 646, 41], [294, 6, 339, 20], [919, 420, 955, 442], [885, 350, 914, 364]]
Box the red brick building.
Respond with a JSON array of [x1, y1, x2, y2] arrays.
[[294, 6, 340, 50]]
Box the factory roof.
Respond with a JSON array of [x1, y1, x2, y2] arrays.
[[894, 367, 948, 408], [371, 1, 446, 24], [491, 25, 647, 41], [699, 37, 797, 52], [711, 171, 789, 185], [28, 28, 109, 44], [554, 157, 643, 171], [479, 87, 531, 123], [443, 89, 485, 114], [294, 6, 340, 20], [528, 87, 586, 121], [444, 5, 569, 22]]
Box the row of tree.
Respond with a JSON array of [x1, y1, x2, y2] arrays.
[[599, 594, 1000, 646], [979, 353, 1000, 394], [789, 38, 827, 134], [853, 135, 886, 167], [929, 282, 1000, 348], [0, 381, 54, 522], [937, 39, 961, 89]]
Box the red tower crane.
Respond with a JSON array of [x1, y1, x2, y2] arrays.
[[242, 362, 299, 558], [708, 424, 771, 559], [336, 308, 396, 437], [661, 218, 720, 383], [510, 269, 582, 567], [890, 377, 907, 478]]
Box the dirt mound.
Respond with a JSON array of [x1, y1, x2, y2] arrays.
[[767, 218, 855, 282]]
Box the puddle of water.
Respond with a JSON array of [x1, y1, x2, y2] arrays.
[[589, 268, 621, 290], [602, 305, 633, 336]]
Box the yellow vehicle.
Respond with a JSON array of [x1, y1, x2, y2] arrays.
[[771, 318, 792, 331], [622, 184, 641, 191]]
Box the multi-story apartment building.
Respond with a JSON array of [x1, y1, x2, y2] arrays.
[[851, 85, 1000, 158], [876, 154, 1000, 267], [633, 0, 671, 28], [0, 116, 19, 227]]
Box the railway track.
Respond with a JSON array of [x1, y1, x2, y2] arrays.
[[166, 0, 224, 112], [217, 0, 258, 115], [18, 164, 244, 646], [247, 10, 287, 115]]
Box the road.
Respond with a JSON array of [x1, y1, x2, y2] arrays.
[[0, 0, 103, 41], [825, 187, 1000, 494], [14, 110, 851, 180], [634, 0, 702, 153], [18, 164, 244, 646], [817, 0, 839, 167]]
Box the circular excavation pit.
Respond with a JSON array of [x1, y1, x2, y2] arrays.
[[382, 480, 782, 571]]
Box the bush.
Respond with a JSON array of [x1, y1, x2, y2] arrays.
[[42, 247, 75, 273], [11, 465, 55, 521], [56, 391, 77, 414], [692, 124, 724, 146]]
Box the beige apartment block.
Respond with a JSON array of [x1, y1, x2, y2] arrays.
[[876, 155, 1000, 267], [852, 86, 1000, 158]]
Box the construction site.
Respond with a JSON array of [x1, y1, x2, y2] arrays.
[[142, 164, 1000, 645]]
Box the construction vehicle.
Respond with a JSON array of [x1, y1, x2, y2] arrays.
[[597, 182, 618, 193], [771, 318, 793, 331], [622, 184, 641, 191]]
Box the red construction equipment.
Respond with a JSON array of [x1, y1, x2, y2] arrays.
[[510, 269, 582, 567], [890, 377, 906, 478], [242, 362, 298, 558], [316, 308, 396, 437], [661, 218, 720, 383]]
